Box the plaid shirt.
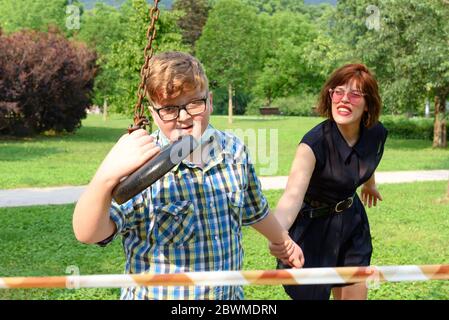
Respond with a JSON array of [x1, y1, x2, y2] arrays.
[[102, 125, 269, 300]]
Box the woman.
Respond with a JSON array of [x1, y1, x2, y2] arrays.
[[272, 63, 388, 300]]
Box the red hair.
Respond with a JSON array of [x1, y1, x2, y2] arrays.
[[146, 52, 209, 104], [316, 63, 381, 128]]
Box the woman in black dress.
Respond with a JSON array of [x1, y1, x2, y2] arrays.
[[272, 63, 388, 300]]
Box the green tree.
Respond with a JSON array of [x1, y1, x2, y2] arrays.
[[243, 0, 305, 14], [105, 0, 188, 115], [172, 0, 211, 51], [196, 0, 262, 123], [243, 0, 331, 20], [330, 0, 426, 115], [0, 0, 82, 36], [352, 0, 449, 147], [76, 2, 124, 55], [75, 2, 126, 106], [302, 3, 357, 81], [252, 11, 320, 105], [412, 1, 449, 148], [309, 0, 449, 147]]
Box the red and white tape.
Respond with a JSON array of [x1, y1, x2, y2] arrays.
[[1, 265, 448, 289]]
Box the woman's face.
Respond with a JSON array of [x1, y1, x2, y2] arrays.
[[330, 81, 368, 127]]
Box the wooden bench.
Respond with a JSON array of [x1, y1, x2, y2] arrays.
[[259, 107, 280, 115]]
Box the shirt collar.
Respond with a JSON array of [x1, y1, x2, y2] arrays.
[[352, 124, 368, 157], [154, 125, 222, 172], [330, 120, 367, 162], [154, 124, 216, 147]]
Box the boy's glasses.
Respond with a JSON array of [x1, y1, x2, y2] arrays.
[[152, 97, 207, 121], [329, 88, 365, 105]]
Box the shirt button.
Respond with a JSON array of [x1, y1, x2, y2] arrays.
[[214, 235, 219, 241], [209, 202, 214, 209]]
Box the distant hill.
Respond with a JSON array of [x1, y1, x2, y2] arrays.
[[304, 0, 336, 4], [78, 0, 335, 10], [78, 0, 173, 10]]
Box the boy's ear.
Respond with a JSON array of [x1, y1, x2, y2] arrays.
[[148, 106, 157, 120], [208, 91, 214, 113]]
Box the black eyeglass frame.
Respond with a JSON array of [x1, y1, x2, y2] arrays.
[[151, 96, 208, 121]]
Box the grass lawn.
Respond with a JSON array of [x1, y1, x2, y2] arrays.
[[0, 181, 448, 300], [1, 114, 448, 189]]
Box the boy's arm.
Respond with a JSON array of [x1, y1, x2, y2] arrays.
[[72, 169, 119, 244], [251, 212, 289, 244], [73, 129, 160, 244], [243, 143, 308, 268], [241, 143, 306, 268]]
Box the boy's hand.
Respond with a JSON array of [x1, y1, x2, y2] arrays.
[[96, 129, 161, 186], [361, 184, 382, 208], [269, 238, 304, 268]]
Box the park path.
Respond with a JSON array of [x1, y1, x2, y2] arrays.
[[0, 170, 448, 208]]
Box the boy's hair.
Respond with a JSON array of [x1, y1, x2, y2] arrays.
[[316, 63, 381, 128], [145, 51, 209, 104]]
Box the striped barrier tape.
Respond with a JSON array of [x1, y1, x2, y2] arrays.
[[1, 265, 448, 289]]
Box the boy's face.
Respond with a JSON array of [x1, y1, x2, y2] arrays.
[[149, 88, 213, 142]]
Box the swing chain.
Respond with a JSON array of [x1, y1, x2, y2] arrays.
[[129, 0, 161, 134]]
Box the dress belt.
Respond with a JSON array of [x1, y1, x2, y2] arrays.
[[301, 194, 355, 219]]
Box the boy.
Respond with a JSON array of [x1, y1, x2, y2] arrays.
[[73, 51, 303, 300]]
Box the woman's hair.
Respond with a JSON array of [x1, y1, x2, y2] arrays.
[[316, 63, 381, 128], [145, 51, 209, 104]]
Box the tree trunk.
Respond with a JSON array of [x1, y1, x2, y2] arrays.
[[103, 99, 108, 122], [433, 94, 447, 148], [228, 83, 233, 124], [425, 98, 430, 118]]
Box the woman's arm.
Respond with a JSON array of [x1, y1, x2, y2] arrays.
[[275, 143, 316, 230], [361, 172, 383, 208]]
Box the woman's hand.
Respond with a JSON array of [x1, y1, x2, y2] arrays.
[[269, 237, 305, 268], [361, 184, 382, 208]]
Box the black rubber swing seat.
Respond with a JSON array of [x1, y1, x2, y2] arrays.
[[112, 135, 199, 204]]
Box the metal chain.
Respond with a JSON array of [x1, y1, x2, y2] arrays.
[[129, 0, 161, 134]]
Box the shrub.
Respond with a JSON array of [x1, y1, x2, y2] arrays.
[[272, 93, 318, 116], [245, 97, 265, 115], [0, 29, 97, 136], [380, 115, 448, 140]]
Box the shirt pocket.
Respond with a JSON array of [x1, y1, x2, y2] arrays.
[[153, 200, 196, 246], [226, 190, 245, 234], [216, 162, 247, 193]]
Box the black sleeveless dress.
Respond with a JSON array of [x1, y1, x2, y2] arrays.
[[280, 119, 388, 300]]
